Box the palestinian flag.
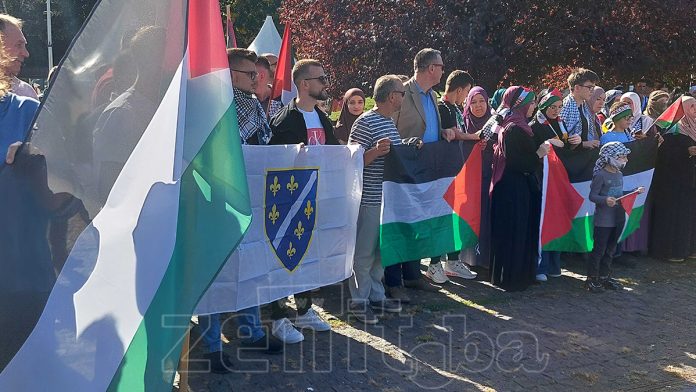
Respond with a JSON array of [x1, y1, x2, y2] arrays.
[[0, 1, 251, 391], [541, 139, 657, 252], [655, 96, 687, 133], [380, 141, 482, 266], [270, 23, 297, 105]]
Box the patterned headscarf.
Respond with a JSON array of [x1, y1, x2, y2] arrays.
[[601, 103, 633, 134], [594, 141, 631, 174], [603, 89, 623, 118], [462, 86, 491, 133], [538, 88, 562, 111]]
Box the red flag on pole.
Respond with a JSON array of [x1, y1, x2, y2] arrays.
[[225, 5, 237, 48], [270, 23, 296, 105]]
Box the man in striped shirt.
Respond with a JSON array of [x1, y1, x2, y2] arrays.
[[347, 75, 405, 324]]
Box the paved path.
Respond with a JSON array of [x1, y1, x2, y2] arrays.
[[182, 255, 696, 391]]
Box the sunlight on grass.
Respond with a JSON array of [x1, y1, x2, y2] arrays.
[[438, 288, 512, 321]]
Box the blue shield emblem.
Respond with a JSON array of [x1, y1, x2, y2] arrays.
[[264, 168, 318, 271]]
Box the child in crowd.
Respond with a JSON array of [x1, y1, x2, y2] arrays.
[[587, 142, 644, 292], [600, 102, 633, 145]]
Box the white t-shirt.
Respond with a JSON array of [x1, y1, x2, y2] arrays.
[[299, 107, 326, 145]]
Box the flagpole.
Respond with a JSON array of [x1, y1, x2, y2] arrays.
[[225, 5, 231, 47], [46, 0, 54, 70], [616, 188, 642, 201]]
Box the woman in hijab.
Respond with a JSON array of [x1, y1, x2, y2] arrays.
[[644, 90, 670, 121], [622, 91, 670, 255], [490, 88, 507, 111], [588, 86, 606, 135], [333, 88, 365, 144], [601, 89, 623, 124], [489, 86, 548, 291], [621, 92, 654, 136], [458, 86, 494, 269], [530, 88, 571, 281], [649, 96, 696, 262]]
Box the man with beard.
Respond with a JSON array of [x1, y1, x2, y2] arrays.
[[267, 59, 337, 344], [270, 59, 337, 145]]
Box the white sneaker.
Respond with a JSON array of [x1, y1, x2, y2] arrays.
[[444, 260, 477, 279], [536, 274, 548, 282], [294, 308, 331, 332], [272, 318, 304, 344], [426, 262, 449, 284]]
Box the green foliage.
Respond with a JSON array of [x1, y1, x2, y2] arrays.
[[219, 0, 282, 48]]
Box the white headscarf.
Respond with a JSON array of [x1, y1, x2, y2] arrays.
[[621, 92, 654, 134]]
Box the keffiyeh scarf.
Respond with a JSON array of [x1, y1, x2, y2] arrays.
[[594, 141, 631, 174], [235, 87, 272, 145]]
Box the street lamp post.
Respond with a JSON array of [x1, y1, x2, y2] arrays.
[[46, 0, 53, 70]]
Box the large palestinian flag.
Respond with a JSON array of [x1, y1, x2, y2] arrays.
[[0, 0, 251, 391], [540, 139, 658, 252], [380, 141, 482, 266]]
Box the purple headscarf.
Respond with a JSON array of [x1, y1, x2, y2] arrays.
[[490, 86, 537, 193], [462, 86, 491, 134]]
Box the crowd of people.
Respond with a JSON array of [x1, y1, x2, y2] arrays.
[[1, 12, 695, 375]]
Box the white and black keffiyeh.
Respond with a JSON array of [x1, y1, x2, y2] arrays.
[[594, 141, 631, 174], [560, 95, 596, 140], [234, 87, 272, 145]]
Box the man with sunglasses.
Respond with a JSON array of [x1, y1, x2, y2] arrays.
[[560, 68, 600, 149], [268, 59, 337, 344], [383, 48, 448, 301], [270, 59, 338, 146], [228, 48, 273, 145]]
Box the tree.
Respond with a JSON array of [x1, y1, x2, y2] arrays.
[[219, 0, 282, 48], [280, 0, 696, 96], [1, 0, 97, 78]]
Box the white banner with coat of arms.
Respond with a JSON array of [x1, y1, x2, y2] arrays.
[[195, 144, 363, 314]]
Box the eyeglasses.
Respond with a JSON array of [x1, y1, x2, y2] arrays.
[[232, 69, 258, 81], [304, 75, 330, 85], [578, 84, 595, 90], [430, 63, 444, 69], [392, 91, 406, 97]]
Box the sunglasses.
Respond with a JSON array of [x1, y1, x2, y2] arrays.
[[232, 69, 258, 81], [304, 75, 330, 84]]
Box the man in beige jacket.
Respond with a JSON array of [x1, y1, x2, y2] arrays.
[[385, 48, 463, 302]]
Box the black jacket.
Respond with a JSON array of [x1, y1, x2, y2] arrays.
[[269, 98, 338, 145]]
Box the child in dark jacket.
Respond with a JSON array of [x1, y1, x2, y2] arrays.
[[586, 141, 644, 292]]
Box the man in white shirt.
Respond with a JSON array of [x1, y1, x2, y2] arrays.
[[0, 14, 37, 100]]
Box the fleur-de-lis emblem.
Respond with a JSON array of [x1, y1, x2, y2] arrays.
[[287, 242, 296, 258], [293, 221, 305, 240], [268, 204, 280, 224], [269, 176, 281, 196], [304, 200, 314, 219], [287, 175, 299, 194]]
